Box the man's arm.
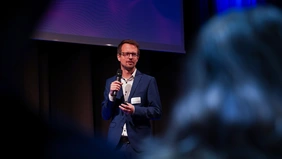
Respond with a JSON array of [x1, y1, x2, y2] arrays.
[[101, 80, 115, 120]]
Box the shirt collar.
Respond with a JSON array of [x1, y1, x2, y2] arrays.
[[131, 68, 137, 78]]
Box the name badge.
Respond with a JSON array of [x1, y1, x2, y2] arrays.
[[131, 97, 141, 104]]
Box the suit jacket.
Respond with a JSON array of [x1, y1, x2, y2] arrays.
[[101, 70, 162, 152]]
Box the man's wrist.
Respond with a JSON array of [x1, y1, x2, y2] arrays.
[[108, 93, 114, 101]]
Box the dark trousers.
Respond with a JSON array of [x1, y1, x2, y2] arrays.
[[115, 136, 140, 159]]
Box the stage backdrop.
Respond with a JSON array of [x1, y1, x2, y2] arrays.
[[33, 0, 185, 54]]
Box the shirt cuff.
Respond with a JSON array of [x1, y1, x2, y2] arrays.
[[108, 94, 114, 102]]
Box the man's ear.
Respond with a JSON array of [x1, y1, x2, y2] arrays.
[[117, 54, 121, 61]]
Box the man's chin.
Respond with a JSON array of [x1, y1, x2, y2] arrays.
[[123, 65, 135, 70]]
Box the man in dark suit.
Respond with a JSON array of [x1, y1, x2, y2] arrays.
[[101, 39, 162, 159]]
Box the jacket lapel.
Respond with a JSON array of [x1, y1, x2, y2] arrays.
[[117, 87, 123, 98], [128, 70, 142, 101]]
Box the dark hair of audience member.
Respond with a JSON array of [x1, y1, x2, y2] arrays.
[[141, 5, 282, 159]]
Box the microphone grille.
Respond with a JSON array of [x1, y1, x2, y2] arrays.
[[117, 69, 122, 76]]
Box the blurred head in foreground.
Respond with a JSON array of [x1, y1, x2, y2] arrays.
[[142, 5, 282, 159]]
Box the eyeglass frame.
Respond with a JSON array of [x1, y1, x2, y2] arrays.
[[119, 52, 139, 58]]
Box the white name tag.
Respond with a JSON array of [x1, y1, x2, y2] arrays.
[[131, 97, 141, 104]]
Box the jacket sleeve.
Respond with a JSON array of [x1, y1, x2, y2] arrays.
[[101, 79, 115, 120]]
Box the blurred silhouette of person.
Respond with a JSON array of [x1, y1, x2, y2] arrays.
[[141, 4, 282, 159], [1, 0, 123, 158]]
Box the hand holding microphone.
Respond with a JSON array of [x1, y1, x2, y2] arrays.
[[110, 69, 122, 98]]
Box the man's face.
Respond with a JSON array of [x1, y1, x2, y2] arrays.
[[117, 43, 139, 70]]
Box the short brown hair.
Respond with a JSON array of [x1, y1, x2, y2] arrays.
[[117, 39, 140, 55]]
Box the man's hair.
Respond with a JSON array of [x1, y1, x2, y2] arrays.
[[117, 39, 140, 55]]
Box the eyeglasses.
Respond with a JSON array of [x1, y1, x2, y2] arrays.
[[120, 52, 139, 58]]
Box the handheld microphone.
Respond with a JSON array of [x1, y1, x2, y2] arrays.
[[111, 69, 122, 97]]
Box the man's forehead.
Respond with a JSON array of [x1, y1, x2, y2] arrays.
[[121, 43, 138, 51]]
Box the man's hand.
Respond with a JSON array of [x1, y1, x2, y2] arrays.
[[109, 81, 122, 96], [119, 102, 135, 115]]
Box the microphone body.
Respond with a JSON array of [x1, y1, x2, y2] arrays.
[[111, 69, 122, 97]]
